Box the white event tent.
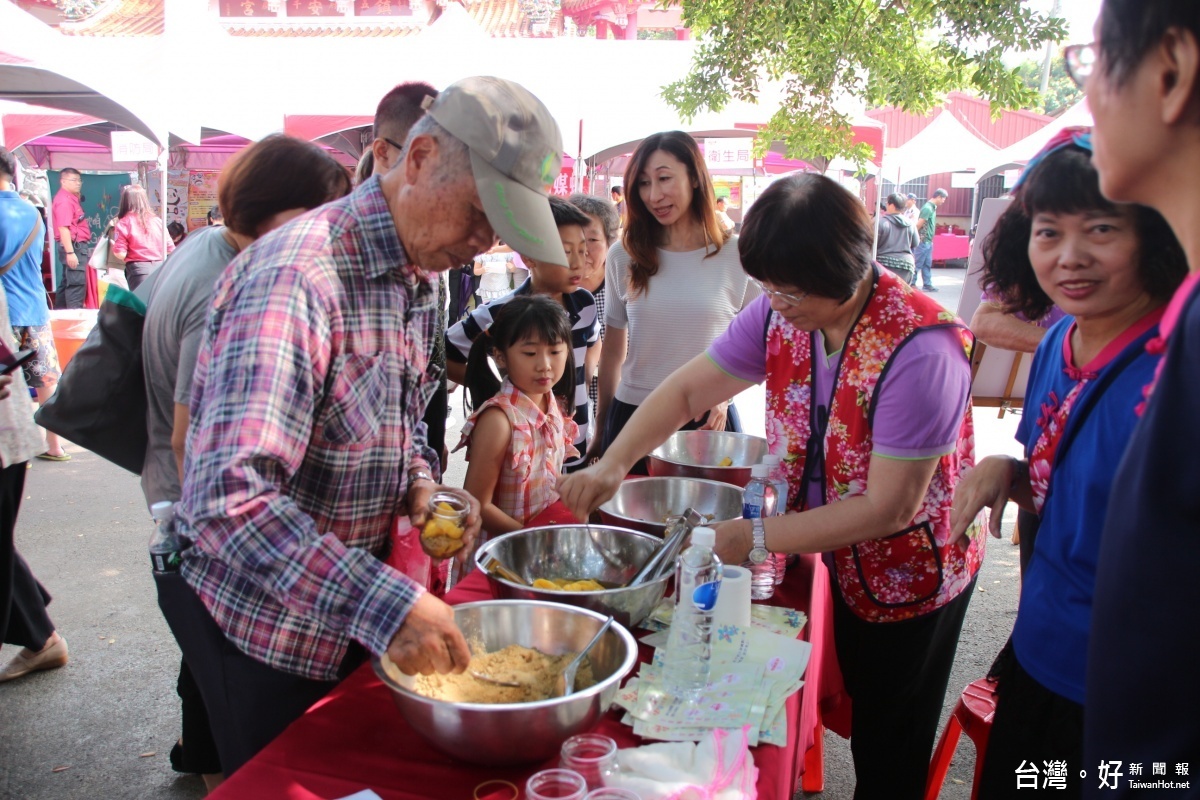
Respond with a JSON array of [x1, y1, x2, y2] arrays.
[[974, 98, 1093, 180], [878, 109, 1001, 185]]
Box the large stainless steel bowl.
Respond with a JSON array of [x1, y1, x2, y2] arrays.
[[373, 600, 637, 766], [647, 430, 769, 488], [598, 476, 744, 537], [475, 525, 669, 628]]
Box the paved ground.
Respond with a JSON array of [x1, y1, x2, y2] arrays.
[[0, 266, 1024, 800]]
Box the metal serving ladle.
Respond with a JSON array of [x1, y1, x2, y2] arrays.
[[627, 507, 703, 587], [470, 616, 614, 694], [557, 616, 614, 697]]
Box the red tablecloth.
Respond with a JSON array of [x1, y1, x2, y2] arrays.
[[932, 233, 970, 262], [209, 555, 846, 800]]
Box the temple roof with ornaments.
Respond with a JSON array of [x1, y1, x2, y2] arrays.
[[7, 0, 686, 38]]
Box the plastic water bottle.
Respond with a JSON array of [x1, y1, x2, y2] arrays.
[[149, 501, 186, 574], [760, 454, 790, 514], [761, 455, 791, 586], [661, 527, 722, 700], [743, 464, 778, 599]]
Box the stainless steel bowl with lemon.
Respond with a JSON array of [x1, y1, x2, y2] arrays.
[[474, 524, 670, 628]]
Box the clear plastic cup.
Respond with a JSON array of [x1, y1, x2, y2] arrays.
[[584, 789, 641, 800], [560, 733, 619, 790], [526, 768, 588, 800]]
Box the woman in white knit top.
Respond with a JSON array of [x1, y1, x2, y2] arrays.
[[591, 131, 759, 469]]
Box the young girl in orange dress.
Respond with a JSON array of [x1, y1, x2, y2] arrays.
[[457, 295, 579, 540]]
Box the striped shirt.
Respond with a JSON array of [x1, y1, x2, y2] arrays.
[[455, 378, 579, 528], [589, 282, 605, 413], [179, 176, 438, 681], [445, 279, 597, 470]]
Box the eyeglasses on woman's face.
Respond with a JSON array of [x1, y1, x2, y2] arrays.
[[755, 280, 809, 306], [1064, 42, 1098, 89]]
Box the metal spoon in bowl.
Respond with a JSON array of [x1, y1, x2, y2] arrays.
[[558, 616, 614, 698], [470, 670, 524, 688]]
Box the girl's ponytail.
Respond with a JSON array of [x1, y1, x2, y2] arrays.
[[462, 294, 575, 414], [465, 330, 502, 411]]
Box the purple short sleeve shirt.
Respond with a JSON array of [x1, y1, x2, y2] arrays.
[[709, 294, 971, 462]]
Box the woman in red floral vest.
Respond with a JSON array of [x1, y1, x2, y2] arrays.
[[562, 173, 985, 799]]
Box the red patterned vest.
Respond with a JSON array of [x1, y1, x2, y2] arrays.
[[765, 268, 985, 622]]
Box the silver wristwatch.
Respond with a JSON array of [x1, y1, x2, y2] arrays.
[[748, 517, 769, 564]]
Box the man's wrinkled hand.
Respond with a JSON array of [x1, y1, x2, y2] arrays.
[[385, 592, 471, 676]]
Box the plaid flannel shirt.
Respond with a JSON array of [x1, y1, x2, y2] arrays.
[[179, 177, 439, 680]]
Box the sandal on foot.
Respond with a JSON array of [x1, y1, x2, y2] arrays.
[[36, 452, 71, 462]]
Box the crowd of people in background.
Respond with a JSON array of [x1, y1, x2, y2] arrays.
[[1, 3, 1198, 797]]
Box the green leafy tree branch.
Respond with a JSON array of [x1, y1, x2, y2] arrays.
[[660, 0, 1067, 167], [1016, 55, 1084, 115]]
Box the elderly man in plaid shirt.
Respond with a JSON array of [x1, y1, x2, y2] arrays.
[[163, 77, 571, 775]]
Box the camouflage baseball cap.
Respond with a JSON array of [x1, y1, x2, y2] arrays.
[[424, 76, 567, 267]]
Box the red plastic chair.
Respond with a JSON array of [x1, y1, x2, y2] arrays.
[[924, 678, 999, 800]]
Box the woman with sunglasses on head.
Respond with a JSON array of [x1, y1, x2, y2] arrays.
[[948, 130, 1185, 799], [589, 131, 759, 469], [1066, 1, 1200, 785], [563, 172, 983, 799]]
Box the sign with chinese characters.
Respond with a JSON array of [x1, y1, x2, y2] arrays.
[[110, 132, 159, 164], [1013, 759, 1191, 792], [187, 171, 220, 231], [703, 138, 756, 171], [552, 165, 573, 197]]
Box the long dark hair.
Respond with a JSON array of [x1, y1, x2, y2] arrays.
[[981, 145, 1186, 320], [466, 295, 576, 416], [118, 185, 156, 233], [621, 131, 728, 297]]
